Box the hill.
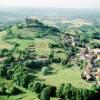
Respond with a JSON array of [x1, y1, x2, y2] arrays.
[[5, 17, 61, 40], [0, 15, 100, 100]]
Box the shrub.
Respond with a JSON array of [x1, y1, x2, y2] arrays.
[[49, 42, 60, 48], [33, 82, 43, 93], [41, 67, 50, 75], [57, 83, 65, 98], [49, 86, 56, 97], [0, 49, 10, 57], [12, 65, 31, 88], [0, 66, 7, 78], [3, 55, 15, 64], [29, 82, 46, 93], [17, 24, 24, 29], [90, 42, 100, 48], [57, 83, 96, 100], [0, 84, 7, 95], [40, 87, 51, 100]]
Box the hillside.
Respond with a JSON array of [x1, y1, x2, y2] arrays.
[[5, 17, 60, 40], [0, 16, 100, 100]]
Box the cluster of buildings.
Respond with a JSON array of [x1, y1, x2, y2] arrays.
[[81, 47, 100, 85]]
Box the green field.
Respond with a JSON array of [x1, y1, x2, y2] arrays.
[[7, 38, 34, 50], [0, 31, 12, 49], [36, 64, 93, 89], [34, 38, 53, 56], [0, 16, 99, 100]]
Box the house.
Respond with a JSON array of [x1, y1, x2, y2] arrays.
[[0, 57, 8, 62], [95, 73, 100, 85]]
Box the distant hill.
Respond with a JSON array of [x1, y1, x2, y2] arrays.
[[5, 17, 61, 41], [0, 11, 25, 27], [0, 8, 100, 27]]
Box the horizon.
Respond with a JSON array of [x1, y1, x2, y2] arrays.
[[0, 0, 100, 10], [0, 7, 100, 12]]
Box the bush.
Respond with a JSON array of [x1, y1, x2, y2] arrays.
[[40, 87, 51, 100], [57, 83, 65, 98], [3, 55, 15, 65], [93, 32, 100, 39], [0, 49, 10, 57], [90, 42, 100, 48], [49, 42, 60, 48], [52, 56, 61, 63], [0, 84, 7, 95], [12, 65, 31, 88], [17, 24, 24, 29], [28, 82, 46, 93], [49, 86, 56, 97], [33, 82, 43, 93], [41, 67, 50, 75], [0, 66, 7, 78], [57, 83, 96, 100]]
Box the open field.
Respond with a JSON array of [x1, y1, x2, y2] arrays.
[[37, 65, 93, 89], [34, 38, 53, 56], [0, 31, 12, 49], [7, 38, 34, 50]]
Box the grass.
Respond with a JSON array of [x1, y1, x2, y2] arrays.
[[0, 89, 38, 100], [0, 25, 95, 100], [11, 26, 44, 38], [0, 31, 12, 49], [7, 38, 53, 57], [6, 38, 35, 57], [0, 77, 38, 100], [37, 64, 93, 89], [34, 38, 53, 57], [7, 38, 34, 50], [5, 36, 93, 90]]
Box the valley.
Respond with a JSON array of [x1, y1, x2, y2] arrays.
[[0, 9, 100, 100]]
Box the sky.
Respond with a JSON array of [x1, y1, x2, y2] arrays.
[[0, 0, 99, 9]]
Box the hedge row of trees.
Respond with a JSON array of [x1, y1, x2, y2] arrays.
[[28, 82, 100, 100], [28, 81, 56, 100], [57, 83, 98, 100]]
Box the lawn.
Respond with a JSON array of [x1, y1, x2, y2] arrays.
[[7, 38, 53, 57], [0, 77, 38, 100], [11, 26, 41, 38], [0, 31, 12, 49], [37, 64, 93, 89], [34, 38, 53, 57], [0, 89, 38, 100], [7, 38, 34, 50]]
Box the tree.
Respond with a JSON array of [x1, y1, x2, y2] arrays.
[[62, 83, 72, 100], [7, 27, 13, 35], [0, 83, 7, 95], [57, 83, 65, 99], [17, 24, 24, 29], [33, 82, 44, 93], [0, 66, 7, 78], [41, 67, 49, 75], [75, 31, 89, 47], [12, 65, 31, 88], [3, 55, 14, 65], [40, 87, 51, 100], [79, 60, 87, 69]]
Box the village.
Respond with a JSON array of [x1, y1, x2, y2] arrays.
[[81, 47, 100, 85]]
